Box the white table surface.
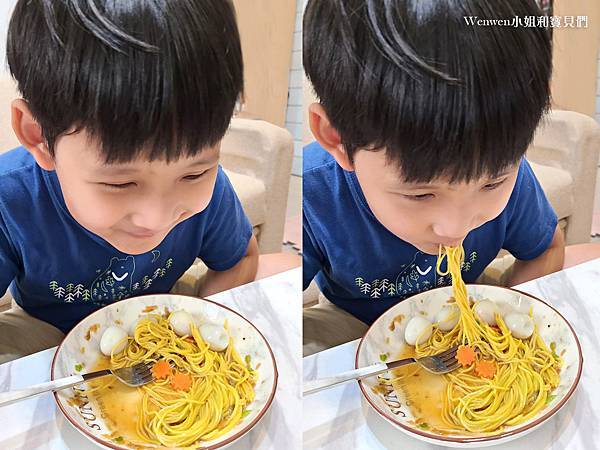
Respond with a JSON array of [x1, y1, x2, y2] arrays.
[[0, 268, 302, 450], [303, 259, 600, 450]]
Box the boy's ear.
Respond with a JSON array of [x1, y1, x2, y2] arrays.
[[11, 99, 55, 171], [308, 103, 353, 171]]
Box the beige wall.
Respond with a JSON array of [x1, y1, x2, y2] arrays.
[[233, 0, 296, 127], [551, 0, 600, 117]]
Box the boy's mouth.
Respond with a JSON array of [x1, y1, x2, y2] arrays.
[[123, 213, 189, 240], [120, 215, 187, 241], [418, 241, 462, 255], [124, 228, 161, 239], [436, 241, 463, 248]]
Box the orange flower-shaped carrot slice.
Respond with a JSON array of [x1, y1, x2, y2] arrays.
[[475, 360, 496, 379], [171, 372, 193, 392], [151, 360, 171, 380], [456, 345, 476, 367]]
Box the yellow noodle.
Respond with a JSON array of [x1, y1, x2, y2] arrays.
[[91, 313, 256, 447], [410, 245, 561, 434]]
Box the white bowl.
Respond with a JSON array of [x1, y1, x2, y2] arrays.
[[356, 285, 583, 448], [51, 294, 278, 449]]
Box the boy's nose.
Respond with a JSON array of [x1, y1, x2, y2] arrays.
[[432, 225, 469, 246], [432, 207, 478, 245], [129, 202, 182, 232]]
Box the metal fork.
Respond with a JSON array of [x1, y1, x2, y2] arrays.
[[303, 345, 460, 396], [0, 361, 154, 408]]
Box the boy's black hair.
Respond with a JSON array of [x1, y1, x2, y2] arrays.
[[303, 0, 552, 183], [7, 0, 243, 163]]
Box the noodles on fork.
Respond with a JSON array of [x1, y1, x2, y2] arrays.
[[89, 313, 256, 447]]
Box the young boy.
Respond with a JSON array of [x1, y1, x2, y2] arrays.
[[302, 0, 565, 354], [0, 0, 258, 362]]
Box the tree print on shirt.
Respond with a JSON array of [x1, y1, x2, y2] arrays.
[[48, 256, 175, 305], [49, 281, 90, 303], [354, 250, 478, 300]]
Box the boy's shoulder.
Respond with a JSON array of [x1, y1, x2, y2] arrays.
[[303, 141, 349, 205], [302, 141, 362, 225], [303, 141, 336, 175], [0, 148, 53, 231], [0, 146, 36, 178], [0, 147, 40, 205]]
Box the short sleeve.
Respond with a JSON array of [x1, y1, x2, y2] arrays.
[[503, 159, 558, 260], [197, 167, 253, 271], [302, 210, 324, 290]]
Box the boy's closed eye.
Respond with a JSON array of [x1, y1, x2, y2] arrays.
[[100, 181, 136, 190], [182, 172, 207, 181], [400, 177, 508, 201], [403, 193, 435, 201], [482, 178, 507, 191], [99, 170, 210, 191]]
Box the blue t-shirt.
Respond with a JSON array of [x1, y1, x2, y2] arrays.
[[303, 142, 557, 325], [0, 147, 252, 333]]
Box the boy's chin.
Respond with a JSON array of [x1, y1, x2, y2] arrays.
[[413, 242, 442, 256], [107, 236, 165, 256]]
